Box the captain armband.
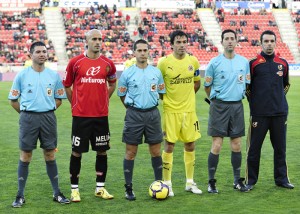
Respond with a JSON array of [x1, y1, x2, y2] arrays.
[[194, 69, 200, 77]]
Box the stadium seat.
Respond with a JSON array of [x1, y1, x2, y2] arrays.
[[218, 12, 294, 63]]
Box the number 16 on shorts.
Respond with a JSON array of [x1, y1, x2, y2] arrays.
[[72, 136, 81, 147]]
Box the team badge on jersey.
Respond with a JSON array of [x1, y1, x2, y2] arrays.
[[246, 74, 251, 81], [158, 83, 165, 91], [56, 88, 65, 96], [277, 71, 283, 76], [151, 83, 157, 91], [252, 122, 258, 128], [47, 88, 53, 96], [118, 86, 127, 93], [238, 74, 244, 83], [278, 65, 283, 70], [10, 89, 20, 97], [188, 65, 194, 72], [204, 76, 212, 84]]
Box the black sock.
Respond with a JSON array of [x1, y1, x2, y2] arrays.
[[70, 155, 81, 186], [151, 156, 163, 180], [96, 155, 107, 183], [123, 159, 134, 185], [17, 160, 29, 197], [231, 151, 242, 183], [208, 152, 219, 180], [46, 160, 60, 196]]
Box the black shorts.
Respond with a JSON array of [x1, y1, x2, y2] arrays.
[[122, 107, 163, 145], [71, 116, 110, 153]]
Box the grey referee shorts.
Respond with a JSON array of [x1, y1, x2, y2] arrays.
[[208, 99, 245, 138], [19, 111, 57, 151], [122, 107, 163, 145]]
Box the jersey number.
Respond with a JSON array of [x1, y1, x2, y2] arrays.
[[72, 136, 81, 146], [194, 121, 199, 131]]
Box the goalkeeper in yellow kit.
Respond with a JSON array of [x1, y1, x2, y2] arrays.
[[157, 30, 202, 196]]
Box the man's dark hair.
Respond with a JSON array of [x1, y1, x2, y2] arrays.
[[170, 30, 188, 45], [29, 41, 46, 54], [260, 30, 276, 43], [221, 29, 237, 42], [133, 39, 149, 51]]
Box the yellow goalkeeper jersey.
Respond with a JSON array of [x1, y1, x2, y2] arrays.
[[157, 53, 200, 113]]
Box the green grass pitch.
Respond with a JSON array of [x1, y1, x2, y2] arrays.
[[0, 77, 299, 214]]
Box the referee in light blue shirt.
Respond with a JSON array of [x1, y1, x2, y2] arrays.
[[204, 29, 250, 194], [8, 65, 66, 112], [205, 54, 250, 102], [117, 39, 165, 201], [8, 41, 69, 208]]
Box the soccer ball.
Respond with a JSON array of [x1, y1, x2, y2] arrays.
[[149, 180, 169, 200]]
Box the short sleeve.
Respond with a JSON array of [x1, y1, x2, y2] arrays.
[[63, 59, 75, 87], [157, 69, 166, 94], [204, 60, 214, 87], [8, 72, 22, 100], [117, 71, 128, 97], [107, 60, 117, 83], [54, 73, 67, 99], [157, 57, 165, 76], [245, 60, 251, 84]]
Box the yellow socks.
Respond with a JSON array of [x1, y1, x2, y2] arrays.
[[184, 150, 195, 181], [162, 151, 173, 182]]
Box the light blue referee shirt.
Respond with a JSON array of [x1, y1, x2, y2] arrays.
[[117, 64, 166, 109], [8, 66, 66, 112], [204, 54, 250, 101]]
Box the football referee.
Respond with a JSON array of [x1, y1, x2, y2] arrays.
[[118, 39, 165, 201]]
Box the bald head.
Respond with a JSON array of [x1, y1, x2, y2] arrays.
[[85, 29, 103, 58], [85, 29, 102, 41]]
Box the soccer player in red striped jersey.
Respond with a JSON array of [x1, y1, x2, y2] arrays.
[[63, 29, 117, 202]]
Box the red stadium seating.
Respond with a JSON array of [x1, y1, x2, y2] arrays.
[[1, 7, 299, 66], [0, 8, 57, 64], [218, 12, 294, 63], [62, 7, 130, 64], [291, 12, 300, 50], [138, 9, 218, 65]]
